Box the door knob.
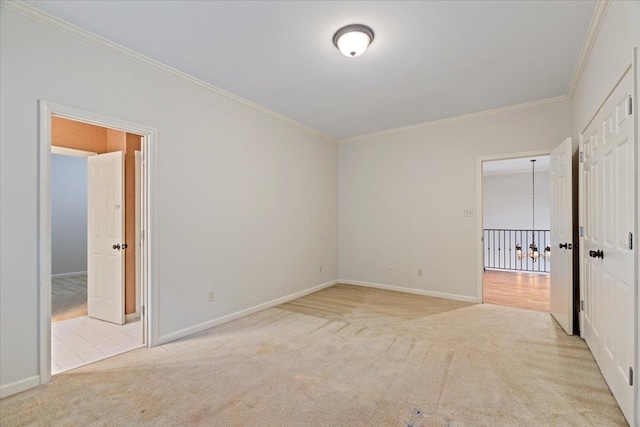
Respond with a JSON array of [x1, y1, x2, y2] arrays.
[[589, 249, 604, 259], [122, 243, 128, 250], [113, 244, 121, 250]]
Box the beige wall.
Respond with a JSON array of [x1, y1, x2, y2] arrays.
[[1, 7, 339, 393], [338, 100, 573, 300]]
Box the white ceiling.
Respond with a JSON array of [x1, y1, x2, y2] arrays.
[[483, 156, 550, 176], [25, 1, 596, 139]]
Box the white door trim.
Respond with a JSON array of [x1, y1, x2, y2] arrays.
[[134, 150, 142, 322], [50, 146, 97, 157], [633, 46, 639, 427], [38, 100, 159, 384], [475, 149, 553, 302]]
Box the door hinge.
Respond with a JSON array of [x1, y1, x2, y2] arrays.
[[630, 367, 634, 386], [141, 305, 145, 316], [629, 232, 633, 250], [579, 151, 585, 163], [141, 230, 145, 241], [579, 226, 584, 237], [580, 300, 584, 311], [629, 96, 633, 115]]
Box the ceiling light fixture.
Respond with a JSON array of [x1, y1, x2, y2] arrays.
[[515, 159, 551, 263], [333, 24, 374, 57]]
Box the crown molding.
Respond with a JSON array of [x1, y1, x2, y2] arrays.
[[567, 0, 611, 99], [340, 95, 569, 143], [0, 0, 337, 142]]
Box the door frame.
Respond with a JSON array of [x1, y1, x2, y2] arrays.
[[38, 100, 159, 384], [475, 149, 553, 302], [634, 46, 639, 425]]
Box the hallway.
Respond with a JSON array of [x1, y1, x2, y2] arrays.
[[483, 269, 550, 312]]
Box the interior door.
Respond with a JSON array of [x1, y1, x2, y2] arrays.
[[550, 137, 573, 335], [87, 151, 125, 325], [580, 68, 635, 424]]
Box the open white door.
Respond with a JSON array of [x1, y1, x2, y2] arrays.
[[550, 137, 573, 335], [580, 68, 635, 424], [87, 151, 125, 325]]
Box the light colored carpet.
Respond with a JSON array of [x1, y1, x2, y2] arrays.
[[51, 274, 87, 322], [0, 284, 627, 426]]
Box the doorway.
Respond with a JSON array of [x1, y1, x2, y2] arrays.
[[39, 101, 158, 384], [49, 121, 144, 374], [482, 155, 551, 312]]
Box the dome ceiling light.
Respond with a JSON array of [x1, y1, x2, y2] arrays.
[[333, 24, 374, 58]]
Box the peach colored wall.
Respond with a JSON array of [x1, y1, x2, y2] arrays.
[[51, 118, 138, 315], [106, 128, 126, 153], [51, 116, 107, 152]]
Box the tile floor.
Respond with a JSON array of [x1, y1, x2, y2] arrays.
[[51, 316, 143, 375]]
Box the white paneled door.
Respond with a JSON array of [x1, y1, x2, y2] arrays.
[[580, 68, 635, 424], [87, 151, 125, 325], [550, 137, 573, 335]]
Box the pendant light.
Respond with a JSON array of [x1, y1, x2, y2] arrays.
[[515, 159, 551, 263]]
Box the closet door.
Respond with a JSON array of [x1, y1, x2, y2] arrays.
[[579, 68, 635, 424]]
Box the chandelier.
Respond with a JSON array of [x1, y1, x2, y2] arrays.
[[515, 159, 551, 263]]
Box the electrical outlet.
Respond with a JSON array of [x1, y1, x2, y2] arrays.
[[418, 268, 423, 277], [388, 266, 393, 273], [208, 291, 215, 302], [319, 266, 323, 273], [464, 209, 474, 217]]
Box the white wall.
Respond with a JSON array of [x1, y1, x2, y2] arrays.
[[483, 170, 550, 230], [51, 154, 88, 275], [0, 8, 338, 391], [339, 100, 572, 299], [572, 1, 640, 134]]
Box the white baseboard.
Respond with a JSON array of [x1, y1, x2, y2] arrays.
[[339, 279, 479, 303], [158, 279, 339, 345], [51, 271, 87, 278], [125, 312, 140, 323], [0, 375, 40, 399]]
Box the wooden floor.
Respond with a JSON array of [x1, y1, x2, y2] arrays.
[[483, 269, 550, 312], [52, 274, 87, 322]]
